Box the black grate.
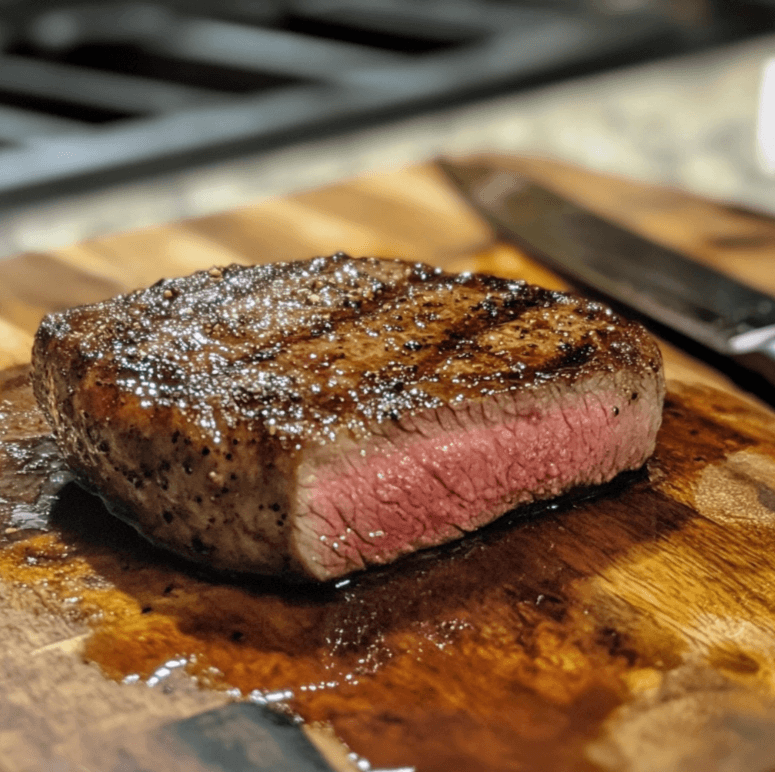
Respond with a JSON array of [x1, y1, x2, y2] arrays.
[[9, 41, 309, 93], [0, 84, 140, 123], [282, 12, 481, 53], [0, 0, 754, 211]]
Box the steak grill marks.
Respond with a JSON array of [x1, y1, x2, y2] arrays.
[[35, 253, 658, 450]]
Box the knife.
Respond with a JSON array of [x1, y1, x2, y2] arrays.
[[438, 158, 775, 390], [102, 701, 408, 772]]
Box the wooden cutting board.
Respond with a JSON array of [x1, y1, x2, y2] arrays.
[[3, 155, 775, 772]]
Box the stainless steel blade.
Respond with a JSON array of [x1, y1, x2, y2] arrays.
[[438, 158, 775, 387]]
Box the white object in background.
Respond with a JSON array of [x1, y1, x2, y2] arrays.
[[757, 56, 775, 176]]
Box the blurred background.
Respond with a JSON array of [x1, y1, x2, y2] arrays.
[[0, 0, 774, 256]]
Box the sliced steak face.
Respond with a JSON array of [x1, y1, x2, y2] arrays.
[[32, 254, 665, 581]]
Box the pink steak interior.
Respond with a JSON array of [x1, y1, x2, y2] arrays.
[[294, 385, 656, 580]]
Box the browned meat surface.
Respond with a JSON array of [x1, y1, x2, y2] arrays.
[[32, 254, 665, 581]]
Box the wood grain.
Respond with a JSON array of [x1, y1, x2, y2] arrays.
[[2, 156, 775, 772]]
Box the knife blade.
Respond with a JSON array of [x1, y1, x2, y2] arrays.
[[98, 702, 340, 772], [438, 158, 775, 389]]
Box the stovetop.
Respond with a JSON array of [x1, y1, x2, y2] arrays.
[[0, 0, 771, 230]]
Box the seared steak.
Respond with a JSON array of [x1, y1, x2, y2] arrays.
[[32, 254, 664, 581]]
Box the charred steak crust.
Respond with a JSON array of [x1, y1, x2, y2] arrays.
[[32, 253, 665, 581]]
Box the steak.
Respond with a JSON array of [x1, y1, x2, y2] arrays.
[[32, 253, 665, 581]]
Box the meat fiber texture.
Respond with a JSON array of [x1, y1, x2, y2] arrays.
[[32, 254, 665, 582]]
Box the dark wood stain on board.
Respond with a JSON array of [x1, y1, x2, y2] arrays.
[[3, 367, 775, 771]]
